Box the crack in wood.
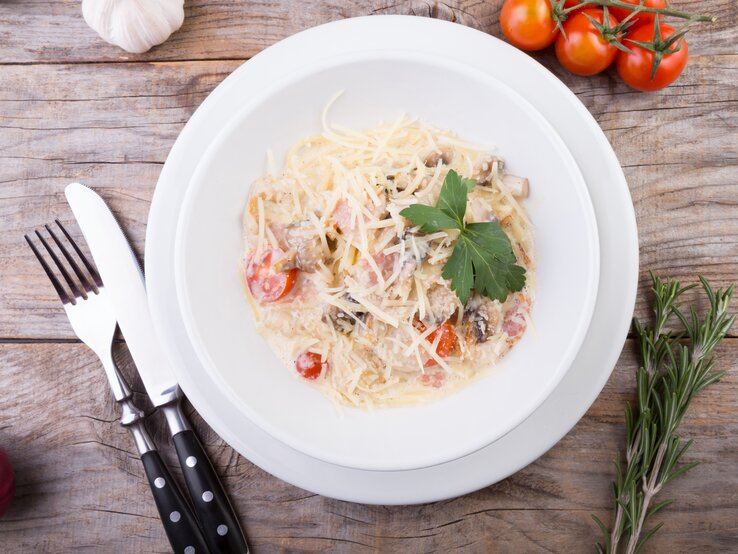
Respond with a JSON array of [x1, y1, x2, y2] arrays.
[[81, 507, 159, 521]]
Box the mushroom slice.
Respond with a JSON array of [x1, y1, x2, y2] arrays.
[[423, 148, 454, 168]]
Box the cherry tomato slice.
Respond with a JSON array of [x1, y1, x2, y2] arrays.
[[245, 247, 298, 303], [295, 351, 325, 380], [416, 320, 457, 367], [500, 0, 559, 51]]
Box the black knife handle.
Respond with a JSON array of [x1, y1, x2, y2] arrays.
[[173, 429, 250, 553], [141, 450, 210, 554]]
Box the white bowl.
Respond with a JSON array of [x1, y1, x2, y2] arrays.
[[174, 51, 600, 472]]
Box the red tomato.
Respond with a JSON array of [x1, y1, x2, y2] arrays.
[[609, 0, 667, 27], [500, 0, 559, 51], [417, 320, 457, 367], [616, 23, 688, 91], [555, 8, 620, 76], [0, 448, 15, 518], [245, 248, 298, 303], [295, 351, 325, 380], [563, 0, 584, 9]]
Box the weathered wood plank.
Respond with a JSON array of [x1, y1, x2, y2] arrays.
[[0, 340, 736, 552], [0, 60, 237, 338], [0, 0, 734, 63], [2, 1, 737, 551], [1, 56, 736, 338]]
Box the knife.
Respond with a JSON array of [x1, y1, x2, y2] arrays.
[[65, 183, 250, 554]]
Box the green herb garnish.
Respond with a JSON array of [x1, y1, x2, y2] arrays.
[[594, 275, 735, 554], [400, 170, 525, 304]]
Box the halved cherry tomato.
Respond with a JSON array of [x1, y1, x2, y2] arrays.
[[616, 23, 688, 91], [556, 8, 620, 76], [416, 320, 457, 367], [500, 0, 559, 51], [295, 351, 325, 380], [609, 0, 667, 28], [245, 247, 298, 303]]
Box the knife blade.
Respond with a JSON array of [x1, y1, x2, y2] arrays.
[[65, 182, 250, 553], [65, 183, 179, 407]]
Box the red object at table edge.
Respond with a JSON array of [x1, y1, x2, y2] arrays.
[[0, 448, 15, 517]]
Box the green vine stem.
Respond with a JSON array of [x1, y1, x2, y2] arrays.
[[556, 0, 716, 23]]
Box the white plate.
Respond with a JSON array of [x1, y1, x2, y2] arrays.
[[146, 16, 637, 504], [174, 51, 599, 471]]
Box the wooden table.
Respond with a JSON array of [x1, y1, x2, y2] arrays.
[[1, 1, 737, 552]]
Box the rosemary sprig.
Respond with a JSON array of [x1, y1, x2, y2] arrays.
[[594, 275, 735, 554]]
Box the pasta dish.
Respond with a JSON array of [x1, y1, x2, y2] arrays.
[[242, 113, 535, 408]]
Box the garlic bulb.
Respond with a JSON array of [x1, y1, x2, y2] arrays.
[[82, 0, 185, 54]]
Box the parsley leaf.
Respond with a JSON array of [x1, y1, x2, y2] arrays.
[[441, 237, 474, 303], [464, 233, 526, 302], [436, 169, 477, 227], [400, 170, 526, 304], [398, 204, 460, 233]]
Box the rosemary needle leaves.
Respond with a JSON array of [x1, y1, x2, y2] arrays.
[[594, 274, 735, 554]]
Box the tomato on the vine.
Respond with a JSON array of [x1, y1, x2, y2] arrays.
[[500, 0, 559, 51], [616, 23, 688, 91], [609, 0, 667, 27], [555, 8, 620, 76]]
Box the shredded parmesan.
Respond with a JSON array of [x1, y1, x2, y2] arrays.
[[255, 197, 266, 256]]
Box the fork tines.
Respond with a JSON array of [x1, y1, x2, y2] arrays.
[[25, 220, 102, 305]]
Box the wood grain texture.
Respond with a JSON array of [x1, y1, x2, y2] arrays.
[[0, 341, 736, 553], [1, 1, 737, 552], [0, 0, 735, 63]]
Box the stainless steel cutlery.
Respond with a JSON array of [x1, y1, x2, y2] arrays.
[[26, 186, 250, 554]]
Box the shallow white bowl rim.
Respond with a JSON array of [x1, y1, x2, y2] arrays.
[[174, 49, 600, 471]]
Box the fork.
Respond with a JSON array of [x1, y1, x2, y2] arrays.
[[26, 221, 209, 554]]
